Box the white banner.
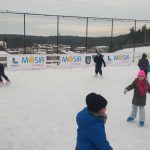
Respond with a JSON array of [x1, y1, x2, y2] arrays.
[[7, 54, 46, 70], [104, 53, 134, 66], [4, 52, 150, 70], [59, 54, 95, 66]]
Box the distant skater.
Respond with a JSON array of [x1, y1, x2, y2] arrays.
[[138, 53, 149, 77], [124, 70, 150, 126], [94, 52, 106, 77], [0, 63, 10, 85]]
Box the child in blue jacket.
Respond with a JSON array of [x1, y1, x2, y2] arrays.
[[76, 93, 113, 150]]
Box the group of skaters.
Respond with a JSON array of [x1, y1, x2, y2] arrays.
[[76, 52, 150, 150], [0, 52, 150, 149]]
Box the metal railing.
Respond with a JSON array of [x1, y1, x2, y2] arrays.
[[0, 10, 150, 53]]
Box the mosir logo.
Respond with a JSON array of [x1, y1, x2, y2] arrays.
[[114, 54, 129, 60], [22, 56, 44, 64], [62, 56, 81, 63]]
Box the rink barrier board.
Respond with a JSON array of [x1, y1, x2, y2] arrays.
[[0, 55, 7, 67], [1, 52, 150, 70]]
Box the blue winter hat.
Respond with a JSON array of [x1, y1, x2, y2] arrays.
[[86, 93, 107, 113]]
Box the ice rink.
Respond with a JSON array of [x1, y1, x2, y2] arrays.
[[0, 65, 150, 150]]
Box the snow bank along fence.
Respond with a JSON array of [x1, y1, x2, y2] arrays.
[[0, 52, 149, 70]]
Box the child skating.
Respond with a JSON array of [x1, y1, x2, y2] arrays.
[[76, 92, 113, 150], [124, 70, 150, 127], [0, 63, 10, 86], [94, 52, 106, 78]]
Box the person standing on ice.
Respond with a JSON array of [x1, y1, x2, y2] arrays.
[[0, 63, 10, 85], [124, 70, 150, 127], [138, 53, 149, 77], [76, 93, 113, 150], [94, 52, 106, 77]]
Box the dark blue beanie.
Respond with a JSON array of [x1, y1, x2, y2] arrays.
[[86, 93, 107, 113]]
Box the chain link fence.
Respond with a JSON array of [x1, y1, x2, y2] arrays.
[[0, 11, 150, 53]]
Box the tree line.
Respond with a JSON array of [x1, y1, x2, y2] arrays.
[[0, 25, 149, 52]]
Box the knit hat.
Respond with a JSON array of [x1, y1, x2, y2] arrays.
[[97, 51, 101, 56], [86, 93, 107, 113], [142, 53, 147, 59], [138, 70, 145, 77]]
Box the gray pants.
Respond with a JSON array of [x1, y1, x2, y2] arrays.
[[130, 104, 145, 122]]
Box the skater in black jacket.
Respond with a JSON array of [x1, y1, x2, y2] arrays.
[[138, 53, 149, 77], [0, 63, 10, 85], [94, 52, 106, 77]]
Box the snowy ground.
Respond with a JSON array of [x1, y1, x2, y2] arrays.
[[0, 65, 150, 150]]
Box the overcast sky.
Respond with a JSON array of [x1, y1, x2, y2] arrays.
[[0, 0, 150, 36], [1, 0, 150, 20]]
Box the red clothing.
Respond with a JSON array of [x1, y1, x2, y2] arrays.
[[135, 78, 148, 96]]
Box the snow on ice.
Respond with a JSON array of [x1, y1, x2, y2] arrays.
[[1, 47, 150, 150]]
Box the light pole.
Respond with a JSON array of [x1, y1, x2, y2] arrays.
[[144, 24, 147, 44]]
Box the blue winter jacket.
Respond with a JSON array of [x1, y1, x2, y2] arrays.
[[76, 107, 113, 150]]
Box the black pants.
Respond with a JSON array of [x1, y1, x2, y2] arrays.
[[143, 70, 148, 77], [0, 71, 9, 82], [95, 66, 102, 75]]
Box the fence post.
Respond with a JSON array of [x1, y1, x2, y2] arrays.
[[110, 18, 114, 52], [133, 20, 136, 62], [57, 15, 59, 54], [85, 17, 88, 53], [56, 16, 60, 66], [24, 13, 26, 54]]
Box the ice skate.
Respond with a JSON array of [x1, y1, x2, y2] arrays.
[[0, 81, 4, 87], [94, 74, 98, 77], [127, 117, 134, 122], [139, 121, 144, 127], [5, 80, 10, 86], [99, 74, 103, 79]]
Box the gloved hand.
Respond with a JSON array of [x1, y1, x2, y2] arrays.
[[124, 89, 127, 94]]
